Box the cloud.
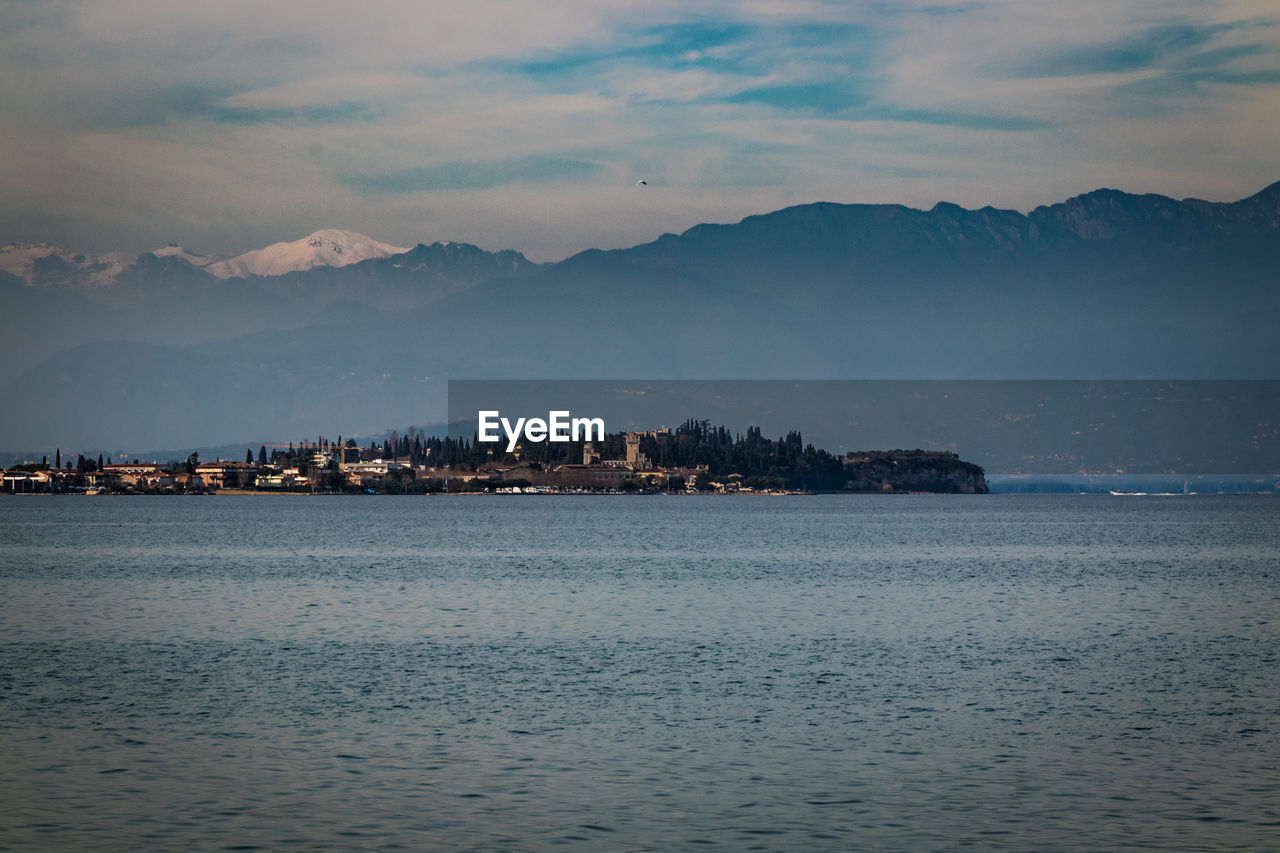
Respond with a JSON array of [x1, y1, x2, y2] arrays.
[[1012, 23, 1229, 77], [1, 0, 1277, 259]]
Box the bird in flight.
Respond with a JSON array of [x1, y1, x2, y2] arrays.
[[635, 179, 647, 187]]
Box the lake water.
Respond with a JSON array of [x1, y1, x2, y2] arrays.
[[1, 495, 1277, 851]]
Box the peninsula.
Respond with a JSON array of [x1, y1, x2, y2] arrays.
[[2, 420, 988, 495]]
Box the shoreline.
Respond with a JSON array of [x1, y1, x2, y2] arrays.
[[7, 489, 1274, 498]]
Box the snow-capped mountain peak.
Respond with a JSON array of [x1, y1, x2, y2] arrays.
[[204, 229, 409, 279]]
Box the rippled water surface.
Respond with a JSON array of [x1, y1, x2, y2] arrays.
[[1, 495, 1278, 850]]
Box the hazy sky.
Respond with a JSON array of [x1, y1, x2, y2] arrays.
[[2, 0, 1277, 260]]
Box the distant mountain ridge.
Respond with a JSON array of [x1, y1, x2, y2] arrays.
[[5, 180, 1276, 288], [0, 230, 536, 288], [0, 235, 539, 381], [563, 179, 1280, 270], [1, 181, 1277, 452], [0, 242, 134, 287], [1029, 181, 1280, 240]]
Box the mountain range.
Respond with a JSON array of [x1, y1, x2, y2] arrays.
[[2, 181, 1277, 454]]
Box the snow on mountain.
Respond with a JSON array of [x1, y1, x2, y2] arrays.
[[203, 229, 409, 279], [0, 243, 57, 278], [151, 245, 217, 267], [0, 242, 132, 286]]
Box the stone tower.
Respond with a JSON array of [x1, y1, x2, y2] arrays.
[[625, 433, 642, 466]]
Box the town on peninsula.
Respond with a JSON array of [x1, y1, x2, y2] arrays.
[[2, 419, 988, 495]]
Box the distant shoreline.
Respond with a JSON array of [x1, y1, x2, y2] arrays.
[[7, 490, 1276, 499]]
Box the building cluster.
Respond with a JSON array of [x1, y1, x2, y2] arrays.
[[3, 460, 261, 494], [459, 430, 714, 493], [0, 456, 412, 494], [0, 431, 771, 494]]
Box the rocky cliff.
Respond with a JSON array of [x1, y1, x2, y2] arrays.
[[842, 450, 989, 494]]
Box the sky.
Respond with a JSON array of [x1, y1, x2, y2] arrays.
[[2, 0, 1278, 261]]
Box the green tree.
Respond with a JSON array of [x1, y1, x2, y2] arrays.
[[326, 460, 345, 492]]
